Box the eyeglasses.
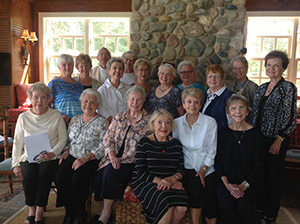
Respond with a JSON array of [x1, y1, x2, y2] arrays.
[[207, 75, 221, 80], [180, 70, 193, 75], [229, 105, 247, 111]]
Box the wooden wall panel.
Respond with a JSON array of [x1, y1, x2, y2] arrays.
[[246, 0, 300, 11]]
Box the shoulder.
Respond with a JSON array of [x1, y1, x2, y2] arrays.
[[201, 113, 217, 124], [223, 88, 234, 96], [170, 138, 182, 147], [247, 80, 258, 88]]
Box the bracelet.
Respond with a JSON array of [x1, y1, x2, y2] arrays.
[[174, 174, 180, 181], [278, 136, 285, 142]]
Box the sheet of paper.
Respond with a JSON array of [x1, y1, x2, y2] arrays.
[[24, 132, 52, 163]]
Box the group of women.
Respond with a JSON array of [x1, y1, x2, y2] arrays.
[[11, 50, 296, 224]]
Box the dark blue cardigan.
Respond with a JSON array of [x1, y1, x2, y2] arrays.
[[201, 88, 234, 129]]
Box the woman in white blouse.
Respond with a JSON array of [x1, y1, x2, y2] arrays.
[[55, 88, 108, 224], [173, 87, 218, 224]]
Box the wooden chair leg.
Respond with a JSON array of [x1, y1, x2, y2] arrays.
[[8, 174, 13, 194]]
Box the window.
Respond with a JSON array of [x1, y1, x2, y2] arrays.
[[245, 12, 300, 95], [38, 12, 131, 84]]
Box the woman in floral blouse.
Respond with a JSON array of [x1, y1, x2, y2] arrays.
[[92, 85, 151, 224], [55, 88, 108, 224]]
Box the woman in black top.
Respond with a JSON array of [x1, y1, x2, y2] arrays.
[[250, 50, 297, 224], [216, 95, 264, 224]]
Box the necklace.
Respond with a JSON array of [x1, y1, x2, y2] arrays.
[[154, 133, 169, 152], [233, 130, 245, 144], [158, 86, 170, 92]]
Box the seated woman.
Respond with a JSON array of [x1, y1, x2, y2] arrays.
[[132, 109, 189, 224], [148, 63, 185, 118], [173, 87, 218, 224], [201, 64, 233, 129], [48, 54, 83, 118], [177, 60, 206, 93], [74, 53, 102, 89], [12, 82, 67, 224], [97, 57, 131, 123], [55, 88, 108, 224], [92, 85, 151, 224], [215, 95, 264, 224]]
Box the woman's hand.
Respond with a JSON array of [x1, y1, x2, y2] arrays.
[[37, 152, 55, 163], [171, 181, 185, 190], [109, 152, 120, 170], [13, 166, 23, 180], [59, 151, 69, 165], [229, 184, 244, 199], [269, 137, 282, 155], [157, 178, 173, 191], [196, 167, 207, 187], [72, 157, 87, 170]]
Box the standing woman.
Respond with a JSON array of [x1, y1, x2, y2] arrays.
[[48, 54, 83, 118], [216, 95, 264, 224], [97, 57, 130, 123], [201, 64, 233, 129], [250, 50, 297, 224], [173, 88, 218, 224], [12, 82, 67, 224], [132, 109, 189, 224], [148, 63, 185, 118], [74, 53, 102, 89], [134, 59, 152, 94], [227, 56, 258, 106]]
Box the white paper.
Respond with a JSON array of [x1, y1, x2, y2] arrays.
[[24, 132, 52, 163]]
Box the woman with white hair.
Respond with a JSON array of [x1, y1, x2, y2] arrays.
[[55, 88, 108, 224], [148, 63, 185, 118], [48, 54, 83, 118]]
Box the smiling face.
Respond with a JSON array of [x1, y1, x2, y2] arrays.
[[183, 95, 202, 116], [58, 61, 74, 77], [97, 48, 111, 68], [180, 65, 195, 85], [265, 58, 285, 80], [158, 67, 174, 85], [135, 64, 149, 82], [206, 72, 224, 90], [81, 93, 99, 116], [77, 62, 92, 78], [227, 100, 249, 123], [123, 53, 136, 70], [30, 90, 49, 115], [108, 62, 124, 82], [127, 91, 144, 114], [232, 61, 248, 83], [153, 114, 172, 141]]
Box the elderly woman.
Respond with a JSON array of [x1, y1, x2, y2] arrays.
[[250, 50, 297, 224], [216, 95, 264, 224], [55, 89, 108, 224], [74, 53, 102, 89], [132, 109, 189, 224], [121, 50, 137, 85], [48, 54, 83, 118], [227, 56, 258, 106], [12, 82, 67, 224], [134, 58, 152, 94], [177, 60, 206, 93], [148, 63, 185, 118], [97, 57, 130, 123], [92, 85, 151, 224], [201, 64, 234, 129], [173, 88, 218, 224]]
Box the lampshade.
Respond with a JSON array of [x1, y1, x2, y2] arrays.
[[21, 29, 30, 40], [29, 32, 38, 42]]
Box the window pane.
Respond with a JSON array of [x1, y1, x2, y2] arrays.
[[92, 21, 129, 35], [92, 58, 99, 67], [93, 37, 104, 53], [248, 60, 260, 77], [75, 38, 84, 53], [49, 58, 58, 73], [276, 38, 289, 52], [247, 38, 261, 57], [297, 61, 300, 78], [262, 38, 275, 56], [105, 37, 115, 53], [49, 38, 61, 53], [50, 21, 85, 35], [248, 19, 293, 36], [63, 38, 73, 53], [117, 37, 128, 54], [261, 64, 268, 77]]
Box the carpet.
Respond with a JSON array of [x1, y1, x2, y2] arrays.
[[4, 191, 299, 224]]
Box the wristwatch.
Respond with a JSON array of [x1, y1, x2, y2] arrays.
[[243, 181, 250, 188]]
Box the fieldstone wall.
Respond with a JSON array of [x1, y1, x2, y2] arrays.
[[130, 0, 247, 83]]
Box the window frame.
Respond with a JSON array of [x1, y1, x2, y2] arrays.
[[38, 12, 131, 84]]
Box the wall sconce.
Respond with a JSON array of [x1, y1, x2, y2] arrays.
[[20, 29, 38, 65]]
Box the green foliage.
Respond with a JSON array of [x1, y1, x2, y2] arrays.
[[118, 37, 128, 53], [92, 21, 129, 35]]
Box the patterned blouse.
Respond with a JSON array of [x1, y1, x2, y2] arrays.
[[99, 109, 152, 169], [250, 78, 297, 138], [67, 114, 107, 160]]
